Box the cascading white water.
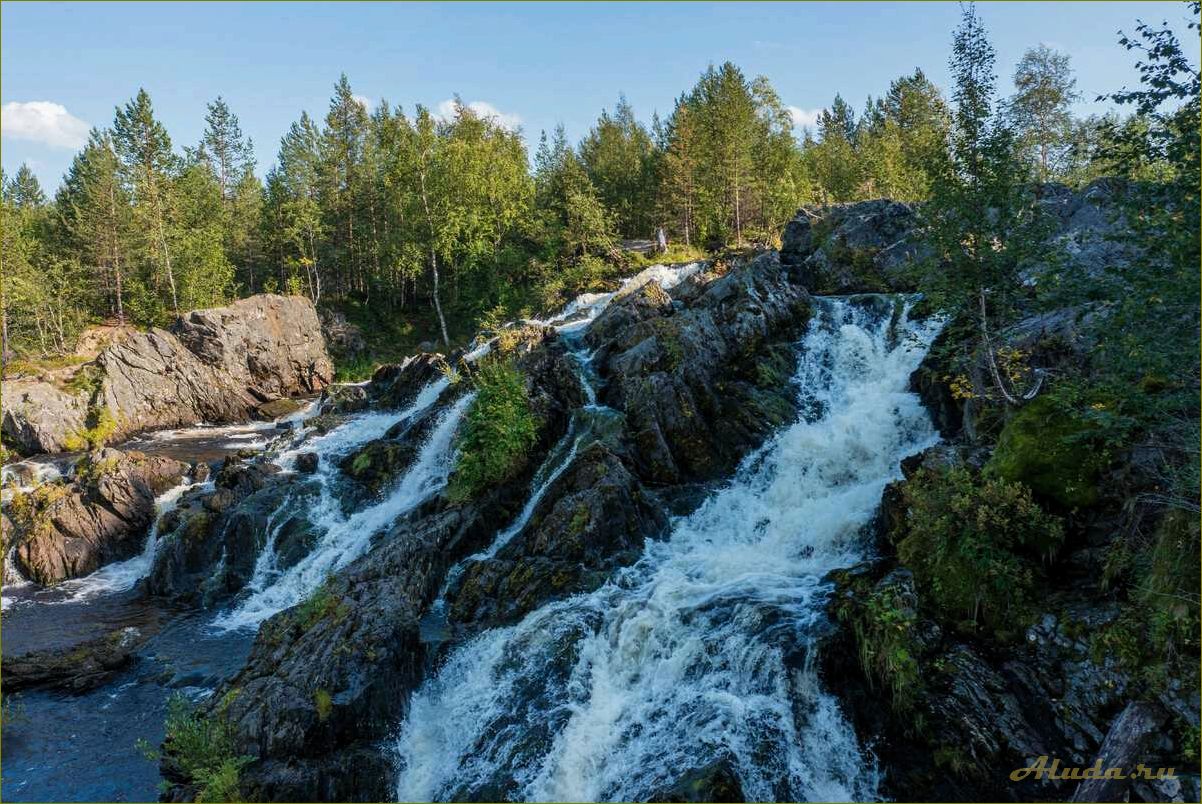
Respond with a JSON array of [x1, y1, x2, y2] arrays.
[[394, 296, 942, 803], [213, 384, 471, 631]]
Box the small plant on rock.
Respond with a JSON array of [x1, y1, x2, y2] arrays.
[[448, 359, 540, 503]]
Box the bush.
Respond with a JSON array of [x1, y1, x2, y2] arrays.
[[448, 360, 540, 503], [62, 406, 118, 454], [894, 465, 1063, 637], [162, 691, 250, 803]]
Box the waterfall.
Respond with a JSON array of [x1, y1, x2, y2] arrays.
[[393, 296, 942, 803], [213, 384, 471, 631]]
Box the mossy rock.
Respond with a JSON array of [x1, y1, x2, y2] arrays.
[[986, 396, 1102, 509]]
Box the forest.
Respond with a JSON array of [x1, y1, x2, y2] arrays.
[[0, 25, 1142, 372]]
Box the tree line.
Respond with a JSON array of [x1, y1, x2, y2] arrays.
[[0, 28, 1146, 363]]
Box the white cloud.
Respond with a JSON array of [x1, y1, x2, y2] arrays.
[[435, 99, 522, 131], [352, 94, 373, 110], [787, 106, 822, 130], [2, 101, 90, 149]]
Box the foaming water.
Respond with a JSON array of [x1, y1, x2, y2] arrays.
[[394, 297, 941, 802], [213, 386, 471, 631]]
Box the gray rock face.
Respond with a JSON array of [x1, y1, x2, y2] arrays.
[[585, 253, 810, 484], [9, 449, 189, 585], [2, 294, 333, 455], [780, 199, 923, 294]]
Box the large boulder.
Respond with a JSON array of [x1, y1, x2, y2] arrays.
[[2, 626, 146, 693], [147, 459, 303, 606], [8, 449, 189, 585], [448, 443, 668, 627], [2, 294, 333, 455]]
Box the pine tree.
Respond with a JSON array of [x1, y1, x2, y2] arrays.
[[57, 129, 131, 323], [7, 164, 46, 209], [113, 88, 180, 317]]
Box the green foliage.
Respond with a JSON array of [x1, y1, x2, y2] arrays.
[[834, 572, 923, 712], [313, 688, 334, 723], [62, 405, 118, 453], [448, 360, 540, 503], [894, 465, 1063, 636], [986, 395, 1106, 508], [162, 691, 251, 803]]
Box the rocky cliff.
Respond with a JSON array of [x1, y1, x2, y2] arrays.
[[2, 294, 333, 456]]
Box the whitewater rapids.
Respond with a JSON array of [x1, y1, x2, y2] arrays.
[[393, 296, 942, 802]]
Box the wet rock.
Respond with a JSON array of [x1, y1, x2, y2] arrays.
[[3, 294, 333, 455], [448, 443, 668, 627], [256, 398, 306, 421], [367, 353, 444, 409], [2, 627, 145, 693], [295, 452, 319, 474], [147, 460, 297, 605], [650, 758, 745, 803], [586, 251, 809, 484], [10, 449, 189, 585], [321, 384, 368, 415], [183, 483, 525, 802], [191, 461, 211, 483]]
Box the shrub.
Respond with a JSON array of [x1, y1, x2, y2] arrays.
[[894, 465, 1063, 637], [448, 360, 540, 503], [62, 406, 118, 454], [294, 581, 349, 632], [162, 691, 250, 803]]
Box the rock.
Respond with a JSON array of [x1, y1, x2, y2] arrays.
[[318, 308, 366, 357], [2, 627, 145, 693], [448, 443, 668, 627], [147, 461, 303, 606], [256, 398, 306, 421], [321, 384, 368, 415], [10, 449, 189, 585], [649, 758, 745, 802], [0, 380, 90, 456], [1072, 702, 1170, 803], [585, 251, 810, 484], [2, 294, 333, 455], [295, 453, 319, 474], [780, 200, 922, 293], [366, 353, 444, 410], [192, 462, 211, 483]]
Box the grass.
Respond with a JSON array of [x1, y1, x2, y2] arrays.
[[294, 580, 350, 632]]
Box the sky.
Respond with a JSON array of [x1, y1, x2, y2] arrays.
[[2, 1, 1197, 191]]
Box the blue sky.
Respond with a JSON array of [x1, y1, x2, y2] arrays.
[[2, 1, 1196, 190]]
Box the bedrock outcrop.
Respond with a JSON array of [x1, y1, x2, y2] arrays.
[[2, 294, 333, 455]]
